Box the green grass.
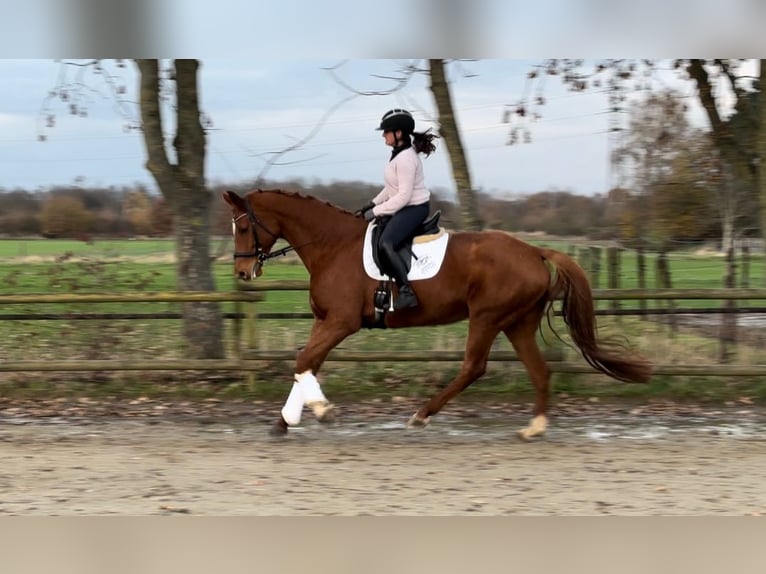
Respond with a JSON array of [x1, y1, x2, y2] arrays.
[[0, 238, 169, 258], [2, 237, 766, 404], [0, 237, 234, 259], [2, 236, 761, 288], [532, 237, 765, 284]]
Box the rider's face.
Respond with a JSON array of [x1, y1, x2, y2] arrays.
[[383, 130, 398, 147]]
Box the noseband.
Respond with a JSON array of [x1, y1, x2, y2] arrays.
[[232, 203, 293, 264]]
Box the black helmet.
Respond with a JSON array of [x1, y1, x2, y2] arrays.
[[376, 109, 415, 133]]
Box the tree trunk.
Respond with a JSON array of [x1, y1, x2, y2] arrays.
[[720, 245, 737, 363], [427, 59, 482, 231], [135, 59, 224, 359], [760, 59, 766, 286], [688, 60, 757, 289], [721, 205, 734, 255]]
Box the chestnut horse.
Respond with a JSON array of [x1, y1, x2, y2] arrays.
[[223, 189, 652, 438]]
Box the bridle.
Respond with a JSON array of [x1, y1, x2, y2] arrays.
[[231, 202, 294, 266]]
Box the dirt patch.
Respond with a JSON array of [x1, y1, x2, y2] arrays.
[[1, 399, 765, 516]]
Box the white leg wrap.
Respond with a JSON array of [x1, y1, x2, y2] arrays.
[[295, 370, 334, 420], [295, 371, 327, 405], [280, 382, 304, 426]]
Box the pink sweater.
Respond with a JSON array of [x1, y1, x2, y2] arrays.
[[371, 147, 430, 217]]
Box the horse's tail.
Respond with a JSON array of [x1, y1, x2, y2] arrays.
[[540, 248, 653, 384]]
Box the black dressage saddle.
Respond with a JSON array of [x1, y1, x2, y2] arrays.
[[370, 210, 442, 277]]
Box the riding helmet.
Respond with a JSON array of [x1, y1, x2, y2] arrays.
[[376, 109, 415, 133]]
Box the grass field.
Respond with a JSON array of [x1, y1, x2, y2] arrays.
[[1, 237, 766, 403], [3, 236, 762, 285]]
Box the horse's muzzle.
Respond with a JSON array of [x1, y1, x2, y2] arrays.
[[237, 261, 262, 281]]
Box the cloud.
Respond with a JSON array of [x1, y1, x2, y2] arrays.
[[0, 113, 28, 132]]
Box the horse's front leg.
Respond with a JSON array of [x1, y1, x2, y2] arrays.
[[270, 317, 357, 436]]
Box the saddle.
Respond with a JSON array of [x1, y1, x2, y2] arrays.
[[371, 210, 442, 277]]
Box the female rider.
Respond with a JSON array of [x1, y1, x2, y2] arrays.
[[358, 109, 438, 309]]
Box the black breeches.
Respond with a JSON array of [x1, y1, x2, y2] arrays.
[[378, 202, 429, 283], [378, 202, 429, 258]]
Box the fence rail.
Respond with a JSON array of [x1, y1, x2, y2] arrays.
[[4, 286, 766, 304], [2, 286, 766, 377], [5, 308, 766, 322], [0, 291, 265, 303]]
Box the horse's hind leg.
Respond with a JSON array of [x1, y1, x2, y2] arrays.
[[409, 318, 499, 427], [504, 309, 552, 441]]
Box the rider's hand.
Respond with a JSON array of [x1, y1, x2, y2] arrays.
[[354, 201, 375, 217], [363, 208, 377, 223]]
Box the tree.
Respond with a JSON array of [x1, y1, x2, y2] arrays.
[[507, 59, 762, 248], [40, 195, 93, 237], [123, 187, 154, 235], [686, 60, 760, 249], [428, 60, 482, 230], [135, 59, 223, 358], [760, 59, 766, 282], [43, 59, 223, 359], [685, 59, 758, 182], [612, 90, 701, 247], [148, 196, 174, 236], [0, 189, 41, 235]]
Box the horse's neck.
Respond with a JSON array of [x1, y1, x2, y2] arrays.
[[271, 197, 361, 273]]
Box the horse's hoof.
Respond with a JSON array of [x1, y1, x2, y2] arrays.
[[407, 413, 431, 429], [517, 415, 548, 441], [310, 401, 336, 424], [269, 418, 289, 437], [516, 429, 540, 442]]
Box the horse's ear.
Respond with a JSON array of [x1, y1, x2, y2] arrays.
[[222, 190, 246, 211]]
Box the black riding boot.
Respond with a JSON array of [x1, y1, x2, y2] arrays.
[[396, 283, 419, 309], [386, 252, 419, 309]]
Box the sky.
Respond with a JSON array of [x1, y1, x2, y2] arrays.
[[1, 3, 763, 199], [1, 58, 726, 201]]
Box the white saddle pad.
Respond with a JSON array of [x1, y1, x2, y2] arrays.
[[362, 223, 450, 281]]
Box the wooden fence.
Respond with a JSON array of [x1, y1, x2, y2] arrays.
[[3, 284, 766, 377]]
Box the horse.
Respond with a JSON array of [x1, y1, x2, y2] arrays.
[[222, 189, 653, 439]]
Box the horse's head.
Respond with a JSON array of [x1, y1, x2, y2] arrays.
[[222, 190, 281, 280]]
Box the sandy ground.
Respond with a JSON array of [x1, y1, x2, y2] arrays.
[[1, 400, 765, 516]]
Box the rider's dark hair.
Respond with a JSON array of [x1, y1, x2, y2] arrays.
[[412, 128, 438, 157]]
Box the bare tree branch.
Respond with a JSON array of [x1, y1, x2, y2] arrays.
[[321, 60, 421, 96], [254, 93, 358, 184], [38, 59, 138, 141], [135, 59, 175, 195], [320, 59, 482, 229]]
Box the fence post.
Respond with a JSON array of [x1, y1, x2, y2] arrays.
[[637, 244, 647, 320], [720, 246, 737, 363], [588, 246, 601, 290], [607, 246, 620, 320], [741, 244, 750, 316], [245, 299, 258, 387], [741, 245, 750, 288], [233, 300, 242, 358], [656, 250, 676, 336], [578, 247, 590, 281]]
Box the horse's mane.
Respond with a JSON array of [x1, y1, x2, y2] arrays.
[[253, 188, 356, 217]]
